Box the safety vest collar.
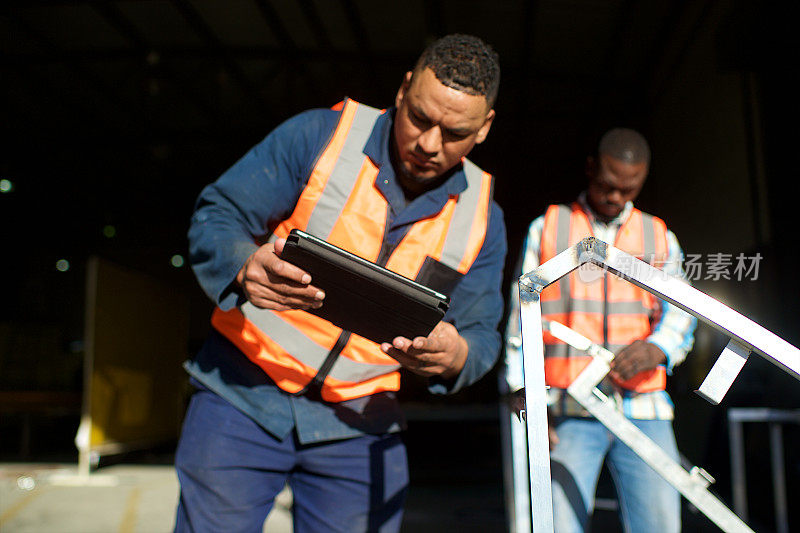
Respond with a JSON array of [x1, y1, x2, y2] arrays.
[[576, 190, 634, 228], [361, 102, 393, 168]]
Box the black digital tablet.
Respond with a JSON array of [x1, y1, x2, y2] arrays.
[[280, 229, 450, 344]]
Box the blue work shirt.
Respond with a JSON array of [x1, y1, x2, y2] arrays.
[[186, 103, 507, 444]]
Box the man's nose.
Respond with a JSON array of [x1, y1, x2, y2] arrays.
[[417, 126, 442, 155], [607, 189, 623, 204]]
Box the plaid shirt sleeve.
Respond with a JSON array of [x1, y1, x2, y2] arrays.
[[646, 229, 698, 373]]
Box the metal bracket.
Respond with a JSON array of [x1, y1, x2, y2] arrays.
[[696, 339, 751, 404], [518, 237, 800, 532]]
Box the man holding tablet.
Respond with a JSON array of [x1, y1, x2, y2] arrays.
[[175, 34, 506, 532]]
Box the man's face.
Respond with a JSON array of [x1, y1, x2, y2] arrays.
[[393, 67, 495, 194], [586, 153, 648, 220]]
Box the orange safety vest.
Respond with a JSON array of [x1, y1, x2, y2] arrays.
[[540, 202, 669, 391], [212, 98, 494, 402]]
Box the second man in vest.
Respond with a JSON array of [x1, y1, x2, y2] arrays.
[[505, 128, 697, 533]]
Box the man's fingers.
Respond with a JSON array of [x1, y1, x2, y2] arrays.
[[252, 240, 312, 286], [267, 255, 313, 286], [379, 322, 464, 378], [249, 249, 322, 299], [243, 269, 324, 309], [263, 268, 321, 297], [610, 359, 640, 380], [409, 323, 454, 352], [245, 272, 323, 300], [609, 369, 628, 381], [611, 340, 664, 380], [380, 341, 442, 375], [382, 348, 424, 371], [393, 337, 413, 351], [244, 241, 313, 287], [381, 323, 455, 355], [247, 286, 324, 310], [238, 242, 327, 310], [272, 237, 286, 255], [381, 337, 414, 357]]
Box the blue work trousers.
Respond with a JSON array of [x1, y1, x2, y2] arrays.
[[174, 390, 408, 533], [549, 416, 680, 533]]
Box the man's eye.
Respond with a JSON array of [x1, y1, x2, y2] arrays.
[[410, 112, 428, 127], [444, 130, 468, 140]]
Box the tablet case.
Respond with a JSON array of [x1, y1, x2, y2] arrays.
[[280, 229, 450, 344]]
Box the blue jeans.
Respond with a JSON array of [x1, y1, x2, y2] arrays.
[[549, 417, 680, 533], [174, 390, 408, 533]]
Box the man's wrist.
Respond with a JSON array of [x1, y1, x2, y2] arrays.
[[645, 340, 668, 365], [441, 335, 469, 380]]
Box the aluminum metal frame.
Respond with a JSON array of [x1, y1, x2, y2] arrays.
[[517, 237, 800, 532], [546, 319, 753, 533]]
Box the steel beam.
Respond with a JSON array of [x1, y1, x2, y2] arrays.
[[519, 287, 554, 530]]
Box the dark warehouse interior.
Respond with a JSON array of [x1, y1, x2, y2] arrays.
[[1, 1, 799, 531]]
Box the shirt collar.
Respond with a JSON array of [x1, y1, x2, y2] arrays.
[[577, 190, 634, 227]]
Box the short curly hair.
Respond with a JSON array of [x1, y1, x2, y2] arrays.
[[413, 34, 501, 107], [597, 128, 651, 165]]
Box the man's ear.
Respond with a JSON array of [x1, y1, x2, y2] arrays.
[[395, 71, 413, 109], [475, 108, 495, 145]]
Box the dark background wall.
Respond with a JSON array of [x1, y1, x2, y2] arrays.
[[1, 1, 798, 531]]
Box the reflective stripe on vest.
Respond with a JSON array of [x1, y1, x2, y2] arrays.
[[212, 98, 493, 402], [540, 202, 668, 391]]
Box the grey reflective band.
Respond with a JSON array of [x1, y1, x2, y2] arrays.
[[327, 351, 400, 383], [544, 343, 644, 359], [241, 303, 400, 382], [542, 299, 648, 315], [544, 344, 569, 358], [641, 212, 657, 264], [306, 101, 383, 240], [242, 302, 332, 366], [555, 205, 572, 255], [554, 205, 573, 308], [438, 158, 488, 270]]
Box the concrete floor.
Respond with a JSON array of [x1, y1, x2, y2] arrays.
[[0, 459, 508, 533], [0, 412, 507, 532], [0, 463, 293, 533], [0, 405, 510, 533]]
